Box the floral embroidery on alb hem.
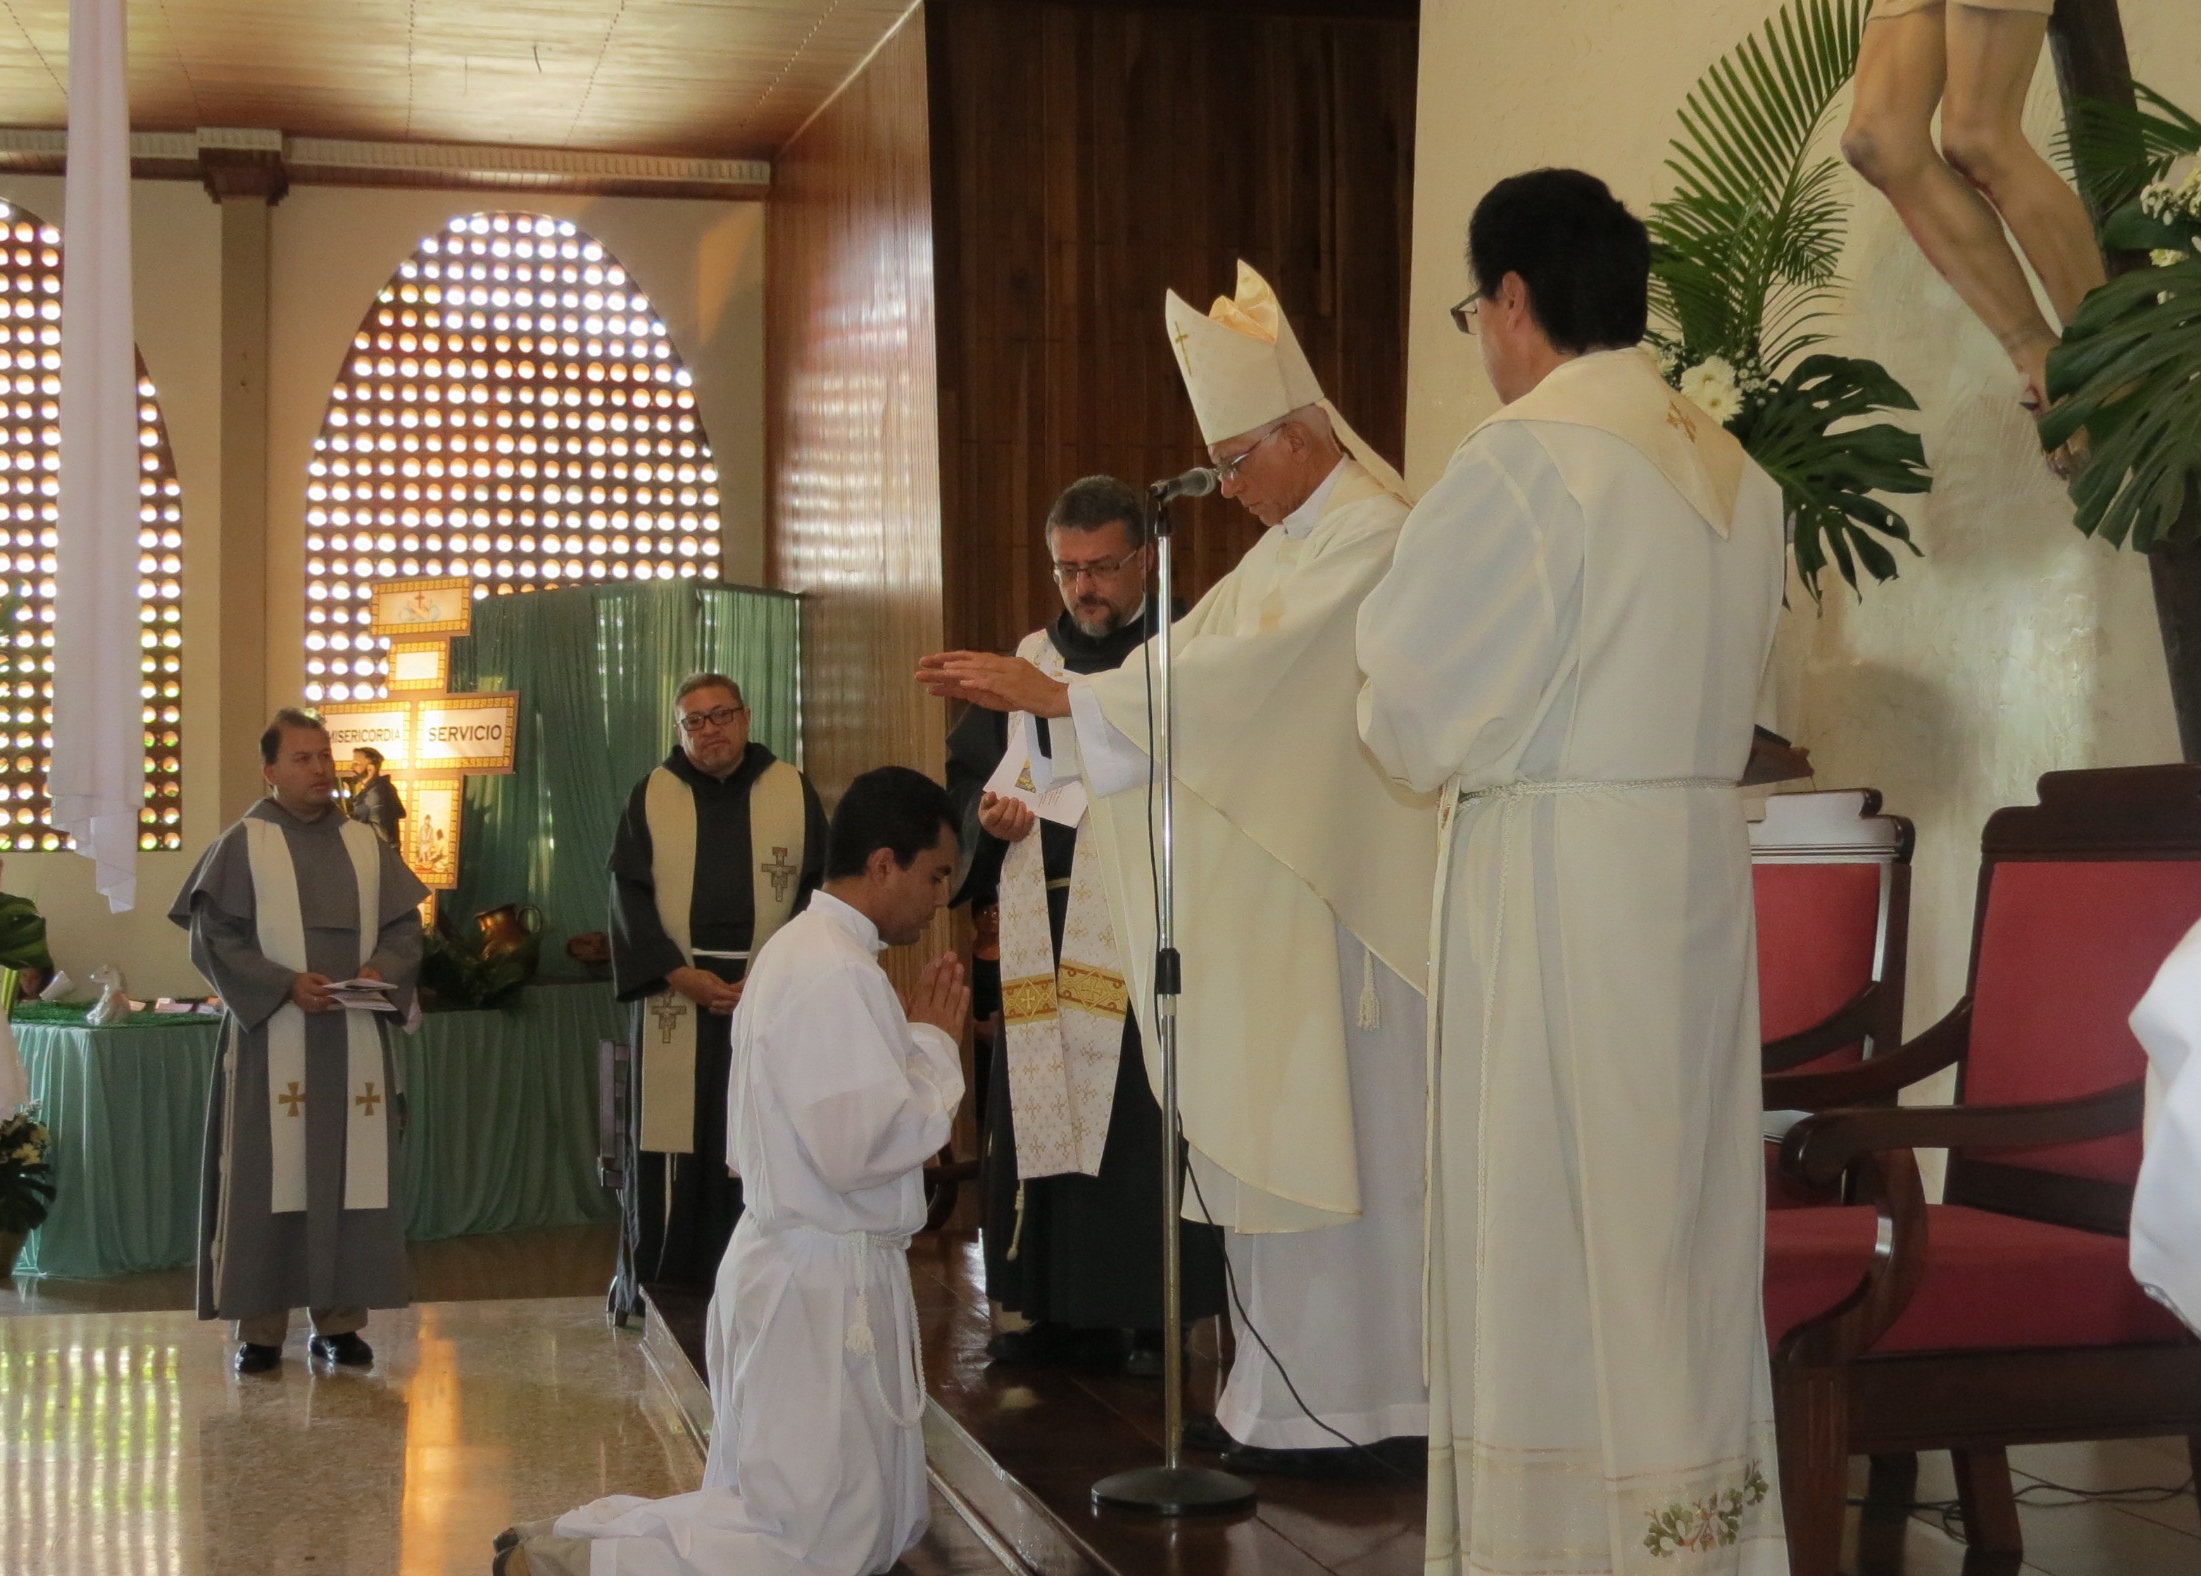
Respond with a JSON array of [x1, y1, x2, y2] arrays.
[[1643, 1462, 1771, 1557]]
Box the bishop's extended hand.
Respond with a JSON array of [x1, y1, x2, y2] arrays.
[[915, 652, 1072, 719]]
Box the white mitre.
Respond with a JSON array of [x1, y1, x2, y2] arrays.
[[1163, 260, 1412, 502]]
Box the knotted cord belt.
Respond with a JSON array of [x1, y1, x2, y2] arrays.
[[777, 1223, 926, 1430]]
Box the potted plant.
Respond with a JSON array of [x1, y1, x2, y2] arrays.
[[0, 1102, 54, 1277]]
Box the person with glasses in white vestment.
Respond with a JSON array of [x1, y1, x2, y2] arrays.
[[1357, 169, 1789, 1574], [919, 262, 1433, 1480]]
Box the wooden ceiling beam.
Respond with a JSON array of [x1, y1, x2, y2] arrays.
[[0, 127, 771, 202]]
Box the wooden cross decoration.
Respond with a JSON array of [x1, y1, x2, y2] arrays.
[[650, 995, 688, 1045], [355, 1082, 383, 1118], [763, 845, 799, 905], [277, 1080, 306, 1118]]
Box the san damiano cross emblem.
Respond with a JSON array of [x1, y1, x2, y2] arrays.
[[763, 846, 799, 905], [649, 996, 688, 1045]]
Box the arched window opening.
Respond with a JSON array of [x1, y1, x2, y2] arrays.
[[0, 198, 186, 853], [302, 211, 725, 704]]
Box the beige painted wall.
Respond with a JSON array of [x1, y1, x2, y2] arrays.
[[1407, 3, 2199, 1096], [0, 176, 764, 996]]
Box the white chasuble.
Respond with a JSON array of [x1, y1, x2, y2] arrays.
[[996, 628, 1128, 1179], [1358, 349, 1786, 1574], [638, 760, 807, 1154], [242, 814, 386, 1213], [1069, 461, 1438, 1232]]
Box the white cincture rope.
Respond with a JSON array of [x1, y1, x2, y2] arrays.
[[834, 1228, 926, 1431]]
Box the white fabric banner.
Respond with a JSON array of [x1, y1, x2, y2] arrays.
[[51, 0, 141, 913]]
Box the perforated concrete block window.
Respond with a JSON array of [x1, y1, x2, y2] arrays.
[[302, 210, 724, 704], [0, 198, 185, 854]]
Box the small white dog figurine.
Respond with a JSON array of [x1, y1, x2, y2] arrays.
[[86, 965, 130, 1027]]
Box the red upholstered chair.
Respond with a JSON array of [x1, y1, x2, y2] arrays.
[[1762, 766, 2201, 1576], [1753, 790, 1913, 1207]]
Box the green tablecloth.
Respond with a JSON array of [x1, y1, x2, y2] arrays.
[[14, 982, 625, 1278]]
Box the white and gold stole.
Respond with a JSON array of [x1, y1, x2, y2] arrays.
[[997, 629, 1128, 1178], [638, 759, 807, 1153], [242, 813, 387, 1214]]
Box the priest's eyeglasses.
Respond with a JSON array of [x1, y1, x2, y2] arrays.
[[678, 704, 747, 733], [1449, 295, 1481, 335], [1050, 551, 1141, 587]]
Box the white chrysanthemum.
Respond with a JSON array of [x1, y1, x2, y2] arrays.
[[2154, 248, 2190, 269], [1680, 356, 1743, 424]]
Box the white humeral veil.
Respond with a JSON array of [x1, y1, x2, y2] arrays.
[[1359, 349, 1787, 1573], [2131, 920, 2201, 1333], [242, 815, 388, 1212]]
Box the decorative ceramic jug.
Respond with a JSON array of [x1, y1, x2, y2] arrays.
[[474, 903, 543, 960]]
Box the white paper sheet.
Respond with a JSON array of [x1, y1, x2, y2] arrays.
[[983, 713, 1088, 827]]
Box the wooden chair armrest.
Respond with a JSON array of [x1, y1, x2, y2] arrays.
[[1763, 997, 1970, 1110], [1762, 982, 1882, 1075], [1780, 1078, 2145, 1192]]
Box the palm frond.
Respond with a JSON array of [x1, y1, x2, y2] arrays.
[[1649, 0, 1867, 370], [2059, 84, 2201, 222]]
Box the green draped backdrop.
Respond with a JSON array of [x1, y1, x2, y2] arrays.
[[446, 582, 801, 964]]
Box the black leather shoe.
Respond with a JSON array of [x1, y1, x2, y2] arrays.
[[233, 1342, 282, 1375], [1221, 1438, 1420, 1482], [309, 1332, 374, 1367], [1182, 1413, 1238, 1453]]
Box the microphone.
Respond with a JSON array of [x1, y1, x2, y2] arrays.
[[1148, 466, 1218, 503]]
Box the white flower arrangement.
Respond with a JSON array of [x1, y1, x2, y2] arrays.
[[1680, 356, 1745, 425], [2139, 157, 2201, 230]]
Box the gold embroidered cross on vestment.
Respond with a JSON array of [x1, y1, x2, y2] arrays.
[[649, 996, 687, 1044], [762, 846, 799, 904], [355, 1082, 383, 1117], [277, 1081, 306, 1118]]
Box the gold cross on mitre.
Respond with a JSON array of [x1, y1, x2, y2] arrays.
[[277, 1081, 306, 1118], [1169, 320, 1195, 369], [649, 994, 688, 1044], [354, 1082, 383, 1117], [762, 845, 799, 904]]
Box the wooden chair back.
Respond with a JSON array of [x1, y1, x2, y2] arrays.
[[1751, 788, 1913, 1076], [1948, 765, 2201, 1234]]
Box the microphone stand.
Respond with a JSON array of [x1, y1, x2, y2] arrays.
[[1091, 486, 1256, 1518]]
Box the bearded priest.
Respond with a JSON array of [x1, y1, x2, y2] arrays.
[[944, 474, 1226, 1376], [1358, 170, 1787, 1573], [171, 708, 428, 1375], [606, 672, 829, 1312], [919, 263, 1433, 1478]]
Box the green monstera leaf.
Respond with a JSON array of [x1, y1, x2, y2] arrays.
[[2040, 254, 2201, 551], [1744, 355, 1930, 595]]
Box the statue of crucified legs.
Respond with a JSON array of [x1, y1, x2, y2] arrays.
[[1842, 0, 2105, 454]]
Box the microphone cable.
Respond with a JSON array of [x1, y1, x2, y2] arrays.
[[1135, 569, 1416, 1485]]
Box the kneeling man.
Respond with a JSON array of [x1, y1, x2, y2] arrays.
[[500, 766, 968, 1576]]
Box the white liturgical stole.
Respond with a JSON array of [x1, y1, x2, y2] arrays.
[[639, 760, 807, 1154], [994, 629, 1128, 1179], [243, 813, 387, 1214]]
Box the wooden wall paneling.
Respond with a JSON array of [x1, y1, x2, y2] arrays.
[[767, 7, 945, 808], [927, 0, 1418, 662]]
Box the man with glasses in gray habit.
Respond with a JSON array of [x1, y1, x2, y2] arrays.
[[944, 476, 1226, 1378], [606, 673, 828, 1312]]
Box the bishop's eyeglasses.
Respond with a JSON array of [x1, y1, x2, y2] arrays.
[[678, 704, 747, 733]]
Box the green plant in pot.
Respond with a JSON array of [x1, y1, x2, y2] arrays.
[[0, 1102, 55, 1276], [1647, 0, 1932, 600]]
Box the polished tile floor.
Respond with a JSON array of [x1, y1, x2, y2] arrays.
[[0, 1297, 700, 1576], [1, 1227, 1006, 1576]]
